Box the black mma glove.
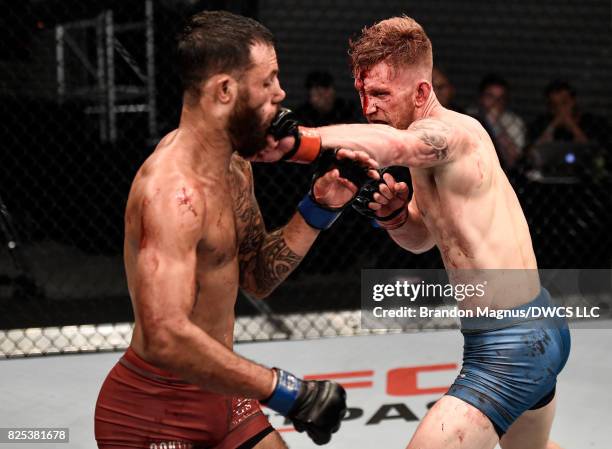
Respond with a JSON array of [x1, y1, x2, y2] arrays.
[[298, 150, 371, 230], [352, 166, 413, 226], [268, 108, 298, 141], [268, 108, 322, 163], [262, 368, 347, 445]]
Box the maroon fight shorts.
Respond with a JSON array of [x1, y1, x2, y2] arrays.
[[95, 347, 272, 449]]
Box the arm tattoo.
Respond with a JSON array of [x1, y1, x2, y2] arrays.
[[251, 229, 302, 295], [409, 119, 452, 161], [235, 162, 302, 296]]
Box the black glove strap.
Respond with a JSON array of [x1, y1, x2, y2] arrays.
[[375, 203, 408, 222], [351, 166, 413, 220]]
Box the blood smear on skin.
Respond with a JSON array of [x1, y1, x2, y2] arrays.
[[357, 70, 369, 116]]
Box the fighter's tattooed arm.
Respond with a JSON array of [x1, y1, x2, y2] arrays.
[[233, 158, 306, 298], [317, 118, 464, 169], [407, 118, 453, 162]]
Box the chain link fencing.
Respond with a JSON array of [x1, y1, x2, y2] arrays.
[[1, 0, 611, 358]]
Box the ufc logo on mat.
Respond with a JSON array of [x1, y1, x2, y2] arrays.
[[304, 363, 459, 395]]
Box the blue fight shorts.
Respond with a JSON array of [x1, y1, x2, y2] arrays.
[[446, 288, 571, 437]]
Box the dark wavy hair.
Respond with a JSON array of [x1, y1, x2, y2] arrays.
[[177, 11, 274, 95]]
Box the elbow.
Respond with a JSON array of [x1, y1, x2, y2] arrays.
[[241, 285, 273, 300], [411, 236, 436, 254], [240, 272, 276, 300], [139, 319, 218, 385], [253, 290, 272, 300], [409, 243, 435, 254], [139, 320, 186, 368], [394, 236, 436, 254]]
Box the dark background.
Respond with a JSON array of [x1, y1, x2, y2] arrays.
[[0, 0, 610, 331]]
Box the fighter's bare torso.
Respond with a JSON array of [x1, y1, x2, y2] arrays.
[[411, 110, 536, 268], [407, 108, 539, 306], [124, 130, 257, 353]]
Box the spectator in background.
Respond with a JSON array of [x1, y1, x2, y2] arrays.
[[469, 74, 526, 170], [294, 70, 358, 126], [432, 66, 464, 112], [528, 80, 611, 149]]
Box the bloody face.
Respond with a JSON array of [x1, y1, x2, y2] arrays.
[[354, 61, 418, 129]]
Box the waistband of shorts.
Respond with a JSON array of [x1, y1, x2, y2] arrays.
[[460, 287, 552, 332], [120, 346, 186, 383]]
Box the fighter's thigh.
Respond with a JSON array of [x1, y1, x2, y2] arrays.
[[406, 395, 498, 449], [252, 431, 288, 449], [500, 395, 559, 449]]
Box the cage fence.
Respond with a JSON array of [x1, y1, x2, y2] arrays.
[[1, 0, 611, 358]]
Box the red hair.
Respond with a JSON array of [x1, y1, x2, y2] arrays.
[[349, 15, 433, 76]]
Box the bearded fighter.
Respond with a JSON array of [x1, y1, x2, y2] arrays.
[[93, 11, 379, 449]]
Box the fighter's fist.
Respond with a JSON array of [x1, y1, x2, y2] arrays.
[[250, 108, 322, 163], [291, 380, 347, 445], [370, 171, 411, 217], [313, 149, 379, 209], [249, 135, 296, 163], [262, 368, 347, 445], [352, 166, 412, 229]]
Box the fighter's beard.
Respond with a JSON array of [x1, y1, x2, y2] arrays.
[[228, 90, 271, 158]]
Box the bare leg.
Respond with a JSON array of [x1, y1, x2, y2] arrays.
[[500, 396, 561, 449], [406, 395, 498, 449], [253, 430, 289, 449]]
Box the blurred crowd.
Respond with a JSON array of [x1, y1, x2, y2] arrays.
[[293, 69, 611, 182]]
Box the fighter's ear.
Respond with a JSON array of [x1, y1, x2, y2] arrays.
[[207, 73, 238, 105], [415, 81, 432, 107]]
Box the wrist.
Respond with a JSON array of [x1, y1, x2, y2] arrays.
[[262, 368, 278, 401], [298, 193, 342, 230], [261, 368, 303, 416], [283, 127, 321, 163], [376, 208, 408, 230]]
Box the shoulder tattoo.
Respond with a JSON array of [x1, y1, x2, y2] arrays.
[[409, 119, 452, 161]]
